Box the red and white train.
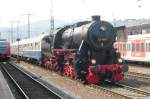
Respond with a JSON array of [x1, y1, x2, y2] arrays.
[[115, 34, 150, 63], [0, 39, 10, 61]]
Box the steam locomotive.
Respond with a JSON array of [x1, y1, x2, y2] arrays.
[[11, 16, 128, 84]]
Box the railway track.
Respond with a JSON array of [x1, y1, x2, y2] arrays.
[[125, 72, 150, 82], [5, 61, 150, 99], [0, 62, 64, 99], [92, 82, 150, 99], [116, 83, 150, 98]]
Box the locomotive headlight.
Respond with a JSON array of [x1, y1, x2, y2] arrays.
[[91, 59, 96, 64], [100, 26, 106, 31], [118, 58, 123, 63]]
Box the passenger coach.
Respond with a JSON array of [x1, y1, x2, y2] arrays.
[[115, 34, 150, 63], [0, 39, 10, 61], [11, 33, 51, 64]]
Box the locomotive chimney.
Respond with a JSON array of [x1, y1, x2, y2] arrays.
[[91, 15, 100, 21]]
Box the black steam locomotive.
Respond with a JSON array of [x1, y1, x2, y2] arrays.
[[43, 15, 128, 83], [12, 15, 128, 84]]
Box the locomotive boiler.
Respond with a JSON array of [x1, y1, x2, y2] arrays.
[[61, 16, 115, 50], [44, 15, 128, 83]]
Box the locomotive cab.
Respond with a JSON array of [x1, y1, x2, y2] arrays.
[[41, 35, 52, 64]]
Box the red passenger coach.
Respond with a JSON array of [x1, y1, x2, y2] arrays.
[[115, 34, 150, 63], [0, 39, 10, 61], [115, 23, 150, 63]]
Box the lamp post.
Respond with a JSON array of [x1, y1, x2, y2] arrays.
[[50, 0, 54, 34], [16, 38, 20, 63], [137, 0, 142, 34], [49, 0, 54, 52], [15, 21, 21, 63], [0, 20, 1, 39], [10, 21, 15, 42], [16, 21, 22, 39], [112, 13, 116, 27], [23, 14, 34, 38]]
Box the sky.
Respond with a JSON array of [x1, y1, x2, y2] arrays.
[[0, 0, 149, 27]]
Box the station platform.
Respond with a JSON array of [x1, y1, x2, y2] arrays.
[[0, 71, 14, 99]]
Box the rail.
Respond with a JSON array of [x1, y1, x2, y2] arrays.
[[1, 63, 64, 99]]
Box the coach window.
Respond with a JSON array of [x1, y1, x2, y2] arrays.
[[128, 44, 130, 51], [33, 43, 35, 50], [25, 44, 27, 50], [35, 42, 37, 50], [147, 43, 149, 52], [123, 44, 126, 51], [23, 44, 25, 50], [148, 43, 150, 52], [30, 43, 32, 49], [120, 44, 122, 51], [118, 44, 120, 51], [122, 44, 123, 51], [146, 43, 148, 52], [116, 44, 118, 50], [114, 44, 117, 49], [28, 44, 30, 50], [38, 43, 40, 49], [136, 44, 140, 52], [127, 44, 129, 51], [27, 44, 29, 50], [141, 43, 144, 52], [31, 43, 32, 50], [119, 44, 121, 51], [126, 44, 128, 51], [29, 44, 31, 50], [115, 44, 117, 49], [129, 44, 131, 51], [31, 43, 33, 49], [122, 44, 124, 51], [146, 43, 149, 52], [132, 44, 135, 51], [129, 32, 133, 35]]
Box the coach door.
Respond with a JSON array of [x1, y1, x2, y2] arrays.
[[131, 40, 145, 58], [114, 42, 127, 58]]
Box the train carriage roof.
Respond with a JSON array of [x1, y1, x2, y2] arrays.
[[128, 34, 150, 40], [11, 32, 49, 46]]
